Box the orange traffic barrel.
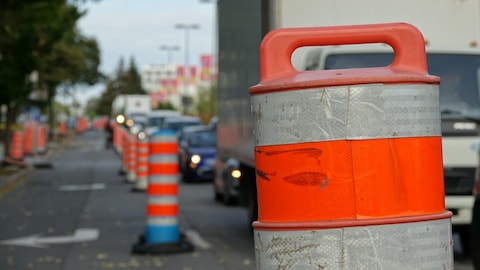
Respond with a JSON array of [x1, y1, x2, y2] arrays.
[[113, 123, 123, 154], [249, 23, 453, 269], [131, 129, 193, 254], [36, 124, 47, 154], [126, 132, 137, 183], [9, 131, 24, 160], [23, 121, 35, 156], [121, 128, 129, 175], [134, 132, 149, 191], [58, 121, 67, 137]]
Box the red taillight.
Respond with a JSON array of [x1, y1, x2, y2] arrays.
[[475, 178, 480, 196]]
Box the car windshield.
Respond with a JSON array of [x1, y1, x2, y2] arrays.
[[325, 53, 480, 120], [165, 121, 202, 132], [188, 131, 217, 147], [148, 117, 164, 127]]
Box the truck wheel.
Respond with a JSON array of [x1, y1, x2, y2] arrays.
[[458, 225, 471, 257], [471, 194, 480, 270], [239, 164, 258, 231], [223, 176, 237, 205]]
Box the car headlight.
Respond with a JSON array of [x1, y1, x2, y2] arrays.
[[231, 169, 241, 179], [116, 114, 125, 124], [137, 131, 146, 140], [190, 154, 201, 164], [126, 119, 134, 127]]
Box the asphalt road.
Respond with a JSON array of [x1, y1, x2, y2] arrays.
[[0, 129, 255, 270], [0, 129, 476, 269]]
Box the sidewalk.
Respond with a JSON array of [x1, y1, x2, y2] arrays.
[[0, 134, 73, 194]]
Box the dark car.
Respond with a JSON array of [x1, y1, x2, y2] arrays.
[[161, 115, 203, 136], [213, 158, 241, 205], [179, 127, 217, 182]]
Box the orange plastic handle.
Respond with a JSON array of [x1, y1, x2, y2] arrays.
[[260, 23, 427, 81]]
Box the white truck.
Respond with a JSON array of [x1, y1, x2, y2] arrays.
[[111, 94, 152, 127], [216, 0, 480, 252]]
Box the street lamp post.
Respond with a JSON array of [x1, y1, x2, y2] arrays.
[[159, 45, 180, 65], [199, 0, 218, 77], [199, 0, 219, 117], [175, 23, 200, 112]]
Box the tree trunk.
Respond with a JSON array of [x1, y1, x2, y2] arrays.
[[3, 102, 19, 161]]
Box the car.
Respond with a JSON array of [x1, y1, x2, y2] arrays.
[[178, 125, 208, 152], [144, 110, 181, 136], [161, 115, 203, 136], [178, 127, 217, 182]]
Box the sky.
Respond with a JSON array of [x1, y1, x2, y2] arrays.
[[73, 0, 215, 105]]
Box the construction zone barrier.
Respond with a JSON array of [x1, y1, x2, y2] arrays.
[[126, 132, 137, 183], [9, 131, 24, 160], [58, 121, 67, 137], [36, 124, 47, 155], [132, 129, 193, 254], [23, 121, 35, 156], [113, 123, 123, 154], [133, 132, 149, 191], [249, 23, 453, 269], [120, 128, 129, 176]]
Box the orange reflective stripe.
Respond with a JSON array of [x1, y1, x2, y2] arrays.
[[23, 123, 34, 155], [148, 184, 178, 195], [149, 164, 178, 175], [147, 205, 178, 216], [255, 137, 444, 222], [150, 143, 177, 154], [10, 131, 24, 159]]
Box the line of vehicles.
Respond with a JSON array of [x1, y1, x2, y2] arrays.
[[111, 94, 218, 185]]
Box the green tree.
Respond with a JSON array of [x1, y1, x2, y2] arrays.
[[195, 85, 217, 123], [94, 56, 146, 116], [0, 0, 102, 158], [124, 56, 146, 94], [0, 0, 70, 157]]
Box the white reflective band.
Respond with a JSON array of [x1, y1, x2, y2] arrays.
[[147, 217, 178, 226], [137, 157, 148, 162], [137, 148, 148, 153], [149, 135, 177, 143], [149, 175, 178, 183], [149, 154, 178, 163], [251, 84, 441, 146], [136, 166, 148, 172], [254, 218, 452, 269], [148, 196, 178, 205]]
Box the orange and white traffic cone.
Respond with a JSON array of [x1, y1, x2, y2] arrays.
[[9, 131, 24, 160], [36, 124, 47, 155], [58, 121, 67, 137], [132, 129, 193, 254], [250, 23, 453, 269], [23, 121, 35, 156], [126, 132, 137, 183], [133, 133, 149, 191]]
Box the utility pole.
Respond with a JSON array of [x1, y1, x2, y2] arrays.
[[175, 23, 200, 113]]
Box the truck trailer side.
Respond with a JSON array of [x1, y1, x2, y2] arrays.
[[216, 0, 480, 250]]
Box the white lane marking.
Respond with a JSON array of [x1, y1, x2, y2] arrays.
[[0, 228, 100, 248], [57, 183, 106, 191], [184, 229, 212, 250]]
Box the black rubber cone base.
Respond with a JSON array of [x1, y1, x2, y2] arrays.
[[130, 187, 146, 193], [131, 233, 194, 255]]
